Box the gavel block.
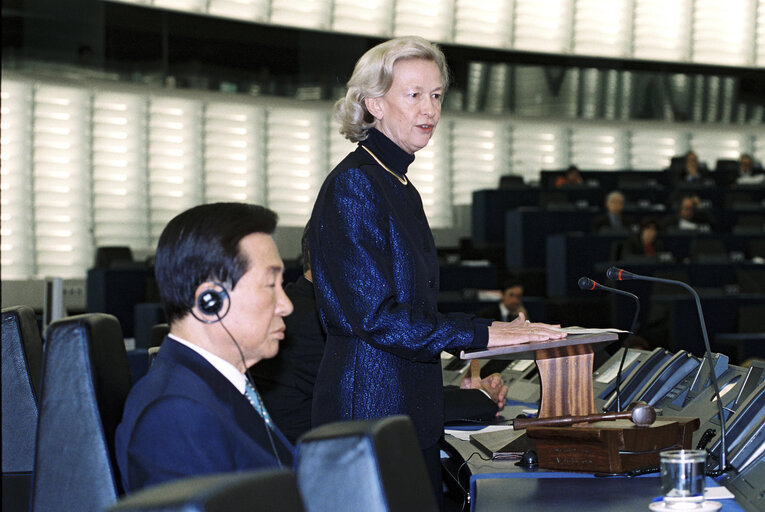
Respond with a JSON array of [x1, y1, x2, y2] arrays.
[[525, 417, 700, 474]]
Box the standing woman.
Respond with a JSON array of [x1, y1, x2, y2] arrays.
[[308, 36, 564, 503]]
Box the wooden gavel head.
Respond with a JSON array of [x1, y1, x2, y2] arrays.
[[628, 402, 656, 427]]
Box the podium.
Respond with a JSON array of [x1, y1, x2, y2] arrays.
[[460, 333, 699, 473], [462, 333, 618, 418]]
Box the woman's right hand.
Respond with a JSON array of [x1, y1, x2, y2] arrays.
[[486, 313, 567, 348]]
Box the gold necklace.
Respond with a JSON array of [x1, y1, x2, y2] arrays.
[[362, 145, 408, 185]]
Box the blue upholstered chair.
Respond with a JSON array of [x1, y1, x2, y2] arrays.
[[2, 305, 43, 512], [30, 313, 132, 512], [295, 416, 438, 512], [107, 469, 305, 512]]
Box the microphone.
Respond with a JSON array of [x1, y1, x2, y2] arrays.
[[578, 276, 640, 412], [606, 266, 729, 473]]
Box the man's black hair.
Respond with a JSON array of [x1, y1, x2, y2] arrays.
[[155, 202, 278, 324]]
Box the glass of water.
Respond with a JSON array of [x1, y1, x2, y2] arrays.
[[659, 449, 707, 508]]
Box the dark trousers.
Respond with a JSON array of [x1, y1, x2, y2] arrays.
[[422, 442, 445, 511]]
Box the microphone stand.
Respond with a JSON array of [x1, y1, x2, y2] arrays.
[[578, 277, 640, 412], [607, 267, 728, 474]]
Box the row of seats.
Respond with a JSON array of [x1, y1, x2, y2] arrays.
[[537, 168, 760, 190], [1, 306, 437, 512], [474, 194, 765, 247]]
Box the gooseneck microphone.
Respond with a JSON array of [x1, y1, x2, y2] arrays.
[[606, 266, 728, 474], [578, 277, 640, 412]]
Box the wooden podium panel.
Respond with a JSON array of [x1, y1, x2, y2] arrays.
[[526, 417, 700, 473], [461, 333, 619, 418]]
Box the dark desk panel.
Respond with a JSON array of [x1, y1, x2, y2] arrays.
[[440, 264, 498, 291], [547, 233, 765, 296], [506, 208, 597, 268], [471, 475, 745, 512], [539, 169, 671, 190], [472, 475, 662, 512], [86, 267, 155, 338], [658, 295, 765, 356], [472, 189, 541, 244]]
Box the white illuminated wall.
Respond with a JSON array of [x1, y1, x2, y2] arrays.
[[1, 72, 763, 279], [0, 80, 35, 279], [203, 102, 267, 204], [32, 85, 92, 278], [91, 90, 149, 250], [265, 106, 329, 227], [408, 123, 452, 228], [629, 130, 686, 170], [450, 119, 510, 205], [570, 128, 628, 170], [453, 0, 514, 48], [147, 96, 204, 246]]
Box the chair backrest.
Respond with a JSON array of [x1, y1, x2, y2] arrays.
[[750, 240, 765, 260], [95, 246, 134, 268], [2, 305, 43, 473], [736, 268, 765, 294], [738, 305, 765, 333], [150, 322, 169, 347], [107, 469, 305, 512], [2, 305, 44, 512], [689, 238, 728, 262], [295, 416, 437, 512], [31, 313, 132, 512], [498, 175, 524, 189]]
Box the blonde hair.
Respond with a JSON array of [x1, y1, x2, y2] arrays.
[[334, 36, 450, 143]]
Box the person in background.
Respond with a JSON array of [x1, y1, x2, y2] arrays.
[[591, 190, 635, 233], [476, 279, 529, 323], [621, 217, 663, 260], [660, 195, 715, 232], [731, 153, 764, 185], [252, 226, 509, 444], [554, 165, 584, 188], [673, 150, 710, 184], [307, 36, 565, 507], [115, 203, 294, 493]]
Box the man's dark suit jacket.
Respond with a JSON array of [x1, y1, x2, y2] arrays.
[[253, 276, 498, 444], [590, 213, 635, 233], [115, 337, 293, 493]]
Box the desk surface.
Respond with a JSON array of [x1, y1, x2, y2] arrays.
[[442, 431, 745, 512]]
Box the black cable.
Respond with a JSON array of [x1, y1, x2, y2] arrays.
[[455, 451, 492, 512], [217, 312, 284, 469]]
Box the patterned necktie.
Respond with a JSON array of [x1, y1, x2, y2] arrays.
[[244, 379, 275, 431]]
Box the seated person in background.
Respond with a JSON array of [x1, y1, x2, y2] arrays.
[[116, 203, 295, 492], [591, 191, 635, 233], [672, 150, 710, 185], [621, 217, 663, 260], [554, 165, 584, 188], [252, 227, 508, 444], [732, 153, 764, 185], [475, 279, 528, 323], [660, 195, 716, 232]]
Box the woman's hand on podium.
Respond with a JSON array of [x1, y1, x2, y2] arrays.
[[460, 360, 509, 414], [486, 313, 566, 348]]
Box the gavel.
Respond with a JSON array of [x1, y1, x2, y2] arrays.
[[511, 402, 656, 430]]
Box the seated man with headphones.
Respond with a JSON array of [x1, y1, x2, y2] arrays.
[[115, 202, 295, 493]]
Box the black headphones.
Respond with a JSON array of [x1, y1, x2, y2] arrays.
[[194, 282, 231, 323]]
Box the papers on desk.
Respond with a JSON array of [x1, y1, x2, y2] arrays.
[[705, 486, 735, 500], [445, 425, 513, 441]]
